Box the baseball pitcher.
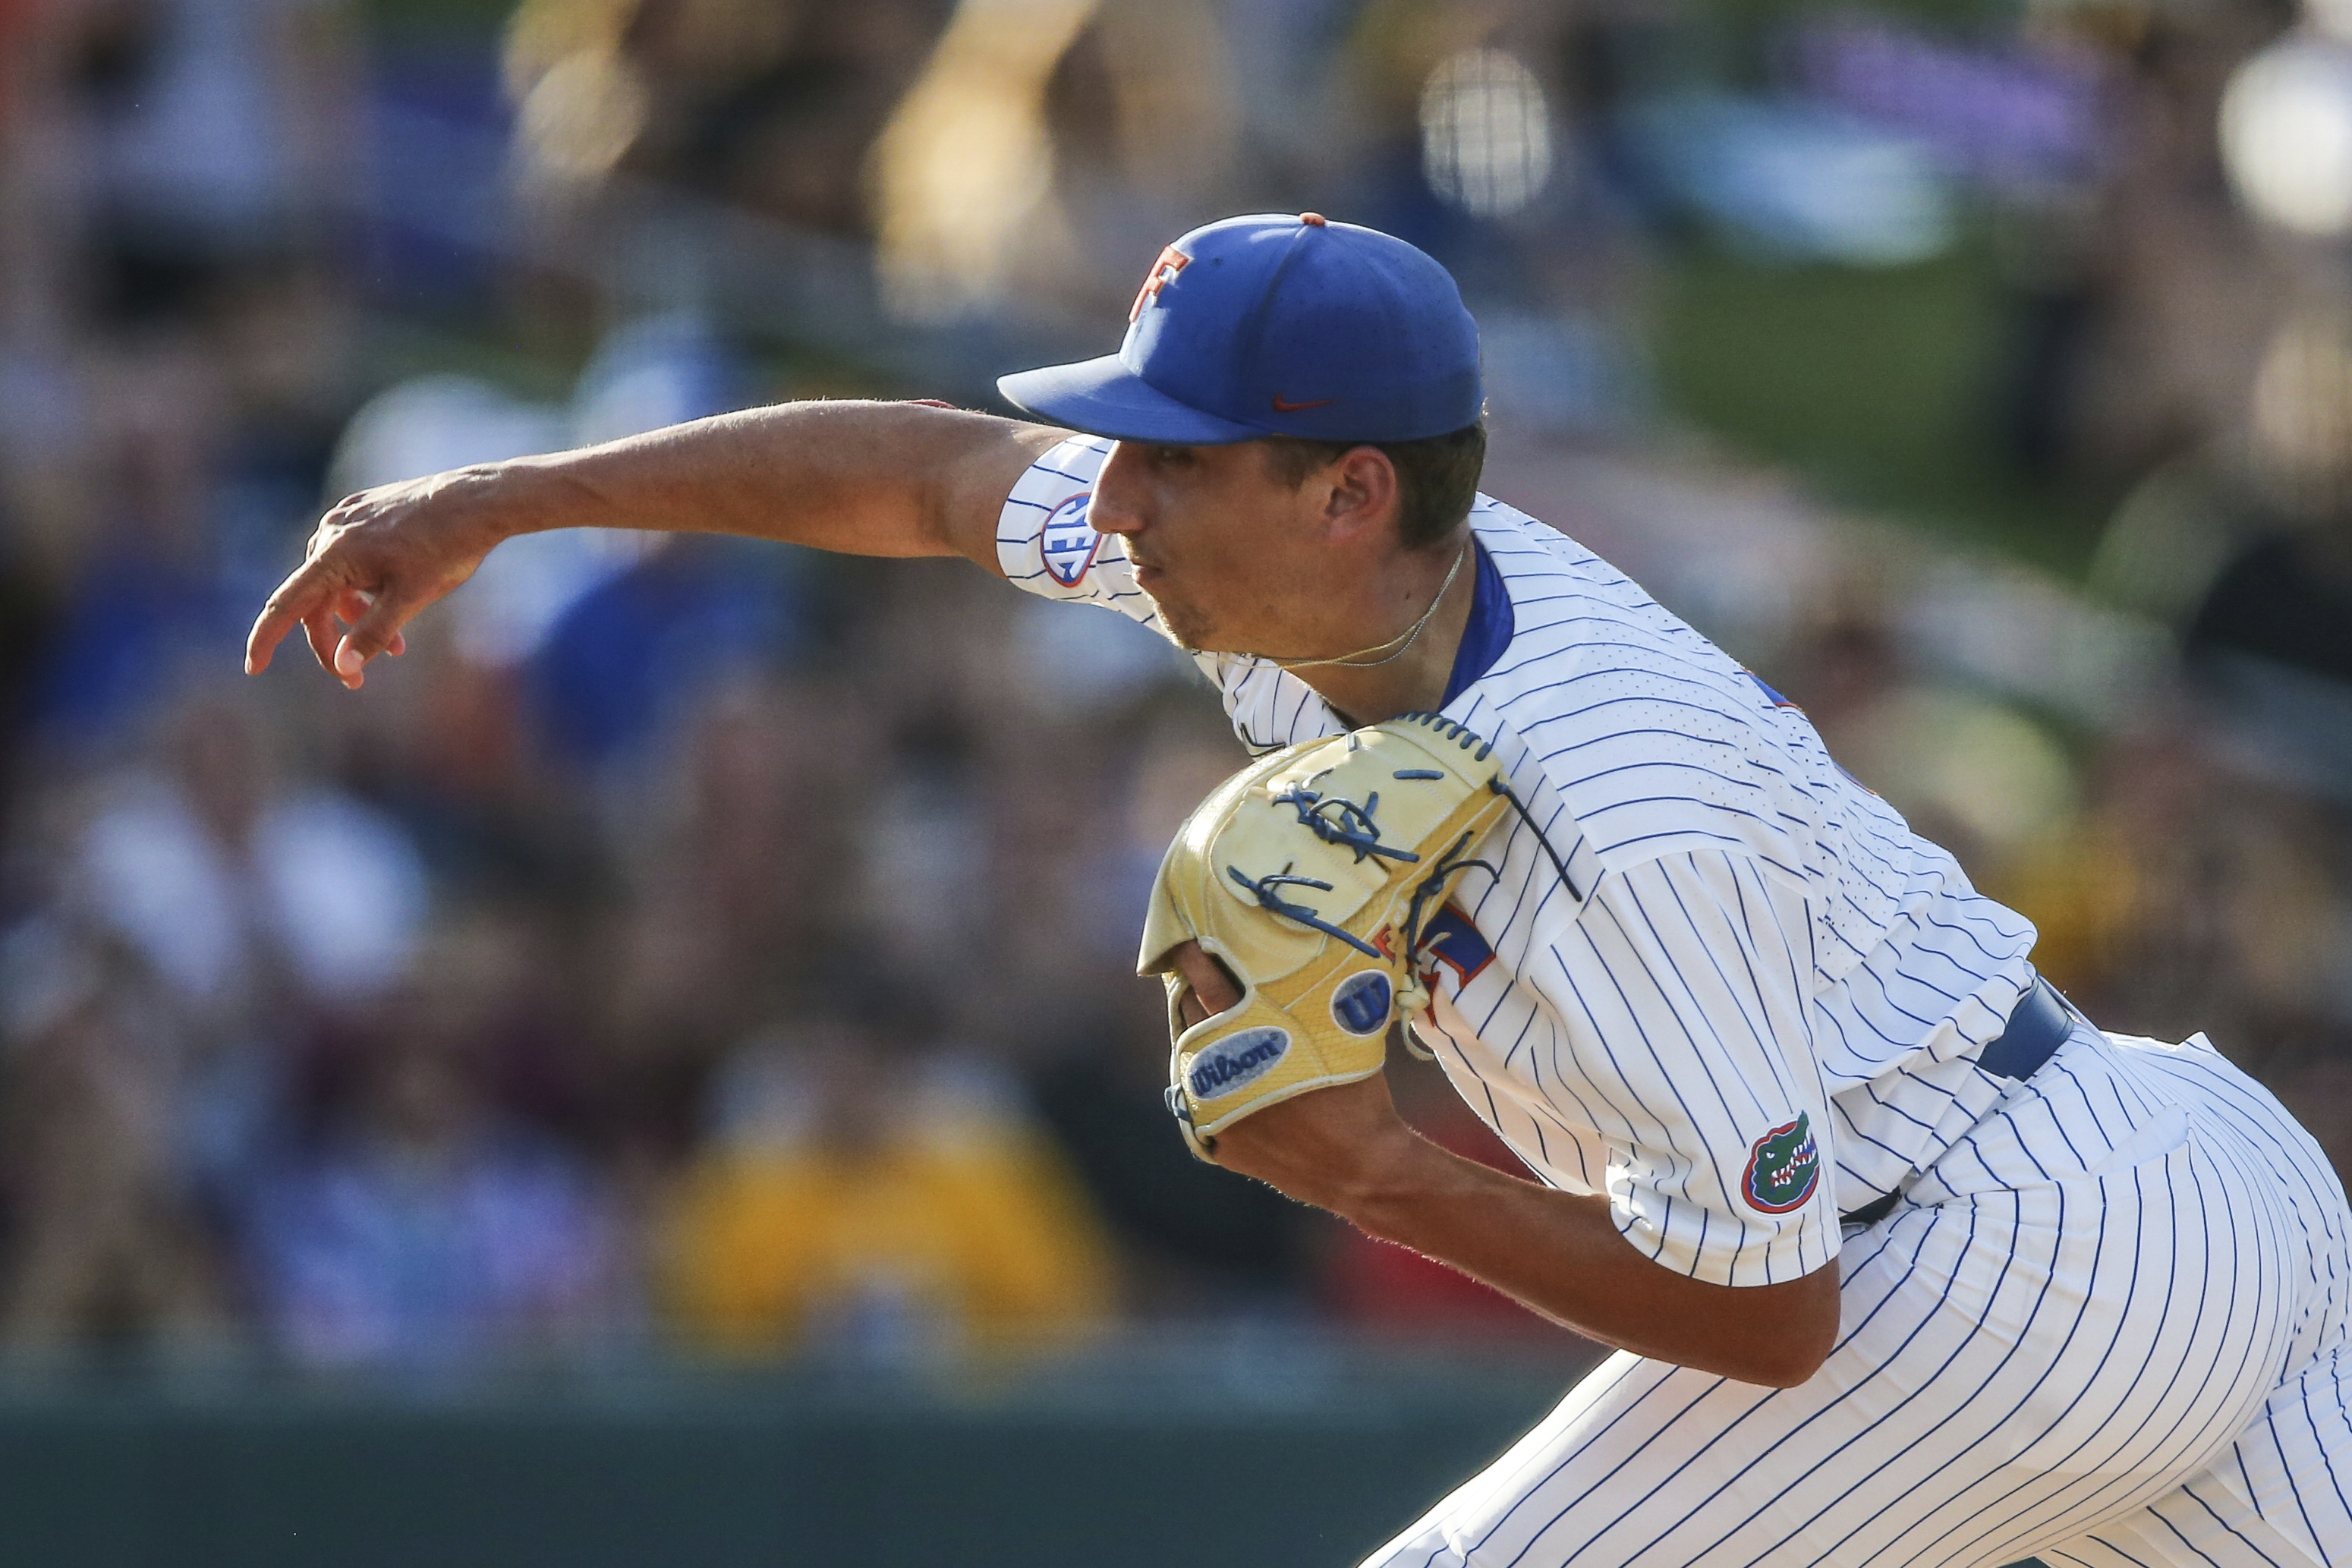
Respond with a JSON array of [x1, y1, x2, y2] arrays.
[[247, 214, 2350, 1568]]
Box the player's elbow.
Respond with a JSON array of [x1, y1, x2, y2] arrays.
[[1727, 1269, 1841, 1388], [1736, 1330, 1835, 1389]]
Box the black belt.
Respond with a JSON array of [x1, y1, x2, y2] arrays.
[[1839, 976, 2076, 1230]]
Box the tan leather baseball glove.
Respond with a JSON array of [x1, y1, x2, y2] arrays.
[[1139, 713, 1513, 1160]]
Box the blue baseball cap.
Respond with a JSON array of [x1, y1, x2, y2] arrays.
[[997, 213, 1482, 446]]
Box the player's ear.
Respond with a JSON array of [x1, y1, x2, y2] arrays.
[[1322, 446, 1399, 543]]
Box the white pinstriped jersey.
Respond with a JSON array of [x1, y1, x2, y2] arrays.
[[1000, 435, 2352, 1565], [1366, 1020, 2352, 1566], [997, 435, 2041, 1289]]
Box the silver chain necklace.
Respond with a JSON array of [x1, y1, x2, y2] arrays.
[[1248, 540, 1470, 673]]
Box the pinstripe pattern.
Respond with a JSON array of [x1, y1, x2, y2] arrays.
[[998, 440, 2351, 1566], [1362, 1030, 2350, 1566]]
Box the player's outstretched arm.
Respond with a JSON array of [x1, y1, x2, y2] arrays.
[[244, 401, 1063, 688]]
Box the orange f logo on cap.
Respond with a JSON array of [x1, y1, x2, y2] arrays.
[[1129, 245, 1191, 323]]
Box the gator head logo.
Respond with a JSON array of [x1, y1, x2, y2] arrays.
[[1741, 1113, 1821, 1214]]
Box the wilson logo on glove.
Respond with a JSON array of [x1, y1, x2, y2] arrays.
[[1187, 1028, 1292, 1100], [1330, 971, 1394, 1035]]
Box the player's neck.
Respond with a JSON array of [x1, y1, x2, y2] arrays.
[[1286, 531, 1476, 728]]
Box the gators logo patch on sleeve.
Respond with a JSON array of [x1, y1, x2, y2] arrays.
[[1741, 1113, 1821, 1214]]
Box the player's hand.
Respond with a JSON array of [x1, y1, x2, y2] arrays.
[[244, 466, 521, 688], [1171, 939, 1242, 1030], [1167, 939, 1418, 1211], [1203, 1072, 1419, 1214]]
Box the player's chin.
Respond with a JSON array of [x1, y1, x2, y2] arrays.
[[1140, 588, 1214, 652]]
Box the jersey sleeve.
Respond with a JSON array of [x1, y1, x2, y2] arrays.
[[994, 433, 1160, 626], [1534, 848, 1840, 1288]]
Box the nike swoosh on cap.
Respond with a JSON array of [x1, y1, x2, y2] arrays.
[[1271, 394, 1337, 412]]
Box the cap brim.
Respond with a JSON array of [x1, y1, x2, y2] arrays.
[[997, 354, 1262, 444]]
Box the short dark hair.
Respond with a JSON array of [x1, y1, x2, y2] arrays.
[[1261, 422, 1487, 552]]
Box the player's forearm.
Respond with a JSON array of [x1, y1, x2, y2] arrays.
[[245, 398, 1064, 682], [1334, 1131, 1839, 1387], [480, 400, 1054, 562]]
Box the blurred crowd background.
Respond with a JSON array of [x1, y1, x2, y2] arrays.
[[0, 0, 2347, 1380]]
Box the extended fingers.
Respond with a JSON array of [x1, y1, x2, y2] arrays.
[[332, 590, 406, 657], [1173, 942, 1243, 1022], [329, 588, 426, 688], [247, 559, 338, 674], [302, 604, 338, 677], [248, 512, 418, 682]]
